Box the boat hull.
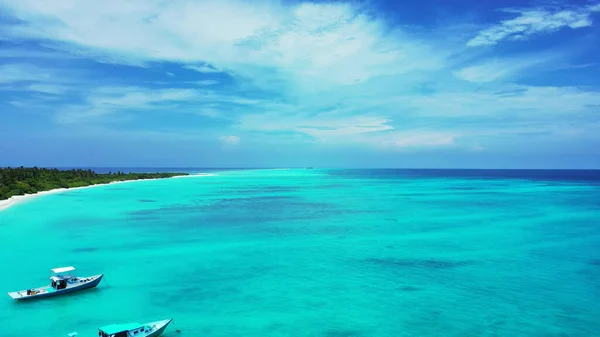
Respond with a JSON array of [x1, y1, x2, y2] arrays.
[[8, 274, 103, 301], [146, 319, 172, 337]]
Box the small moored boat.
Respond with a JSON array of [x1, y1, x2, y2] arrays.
[[7, 266, 103, 300], [93, 319, 172, 337]]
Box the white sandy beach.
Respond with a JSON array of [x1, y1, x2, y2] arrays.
[[0, 173, 215, 212]]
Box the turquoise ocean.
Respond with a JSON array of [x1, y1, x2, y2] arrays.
[[1, 169, 599, 337]]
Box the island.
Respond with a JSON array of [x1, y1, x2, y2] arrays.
[[0, 167, 189, 201]]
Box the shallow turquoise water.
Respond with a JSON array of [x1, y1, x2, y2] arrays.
[[1, 169, 599, 336]]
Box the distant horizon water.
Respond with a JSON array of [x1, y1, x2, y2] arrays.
[[42, 167, 600, 184]]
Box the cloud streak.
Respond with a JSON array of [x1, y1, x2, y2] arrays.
[[184, 65, 222, 73], [454, 51, 563, 83], [468, 4, 600, 47], [0, 64, 54, 84]]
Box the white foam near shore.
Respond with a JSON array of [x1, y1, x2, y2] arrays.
[[0, 173, 216, 212]]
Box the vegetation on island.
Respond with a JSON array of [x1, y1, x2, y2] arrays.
[[0, 167, 189, 200]]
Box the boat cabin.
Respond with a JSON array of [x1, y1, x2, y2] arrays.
[[98, 323, 151, 337], [50, 266, 75, 290]]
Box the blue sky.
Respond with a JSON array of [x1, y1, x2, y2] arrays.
[[1, 0, 599, 168]]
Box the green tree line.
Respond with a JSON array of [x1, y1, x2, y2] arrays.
[[0, 167, 188, 200]]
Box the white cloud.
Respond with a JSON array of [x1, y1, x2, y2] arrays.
[[166, 72, 175, 77], [0, 0, 281, 64], [219, 135, 240, 146], [1, 0, 444, 91], [468, 4, 600, 47]]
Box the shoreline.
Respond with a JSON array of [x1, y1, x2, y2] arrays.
[[0, 173, 215, 212]]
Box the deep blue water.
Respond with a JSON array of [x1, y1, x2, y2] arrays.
[[329, 169, 600, 183]]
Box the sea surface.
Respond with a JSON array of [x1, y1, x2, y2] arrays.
[[1, 169, 599, 337]]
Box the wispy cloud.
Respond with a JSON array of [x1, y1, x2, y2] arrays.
[[219, 135, 240, 146], [371, 131, 456, 150], [454, 52, 562, 82], [184, 65, 222, 73], [0, 64, 54, 83], [26, 84, 69, 94], [238, 114, 393, 141], [1, 0, 445, 90], [198, 108, 220, 118], [406, 85, 600, 117], [56, 87, 199, 123], [0, 47, 81, 60], [468, 4, 600, 47], [54, 85, 260, 123], [195, 80, 219, 86]]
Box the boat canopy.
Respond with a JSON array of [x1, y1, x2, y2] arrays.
[[52, 266, 75, 274], [99, 323, 142, 334]]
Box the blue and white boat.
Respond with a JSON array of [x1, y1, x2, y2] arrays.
[[8, 266, 103, 300], [69, 319, 172, 337]]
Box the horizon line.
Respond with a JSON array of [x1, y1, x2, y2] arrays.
[[1, 166, 600, 171]]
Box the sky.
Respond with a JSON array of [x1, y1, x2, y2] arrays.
[[0, 0, 599, 168]]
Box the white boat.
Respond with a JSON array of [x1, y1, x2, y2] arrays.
[[8, 266, 103, 300], [94, 319, 172, 337]]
